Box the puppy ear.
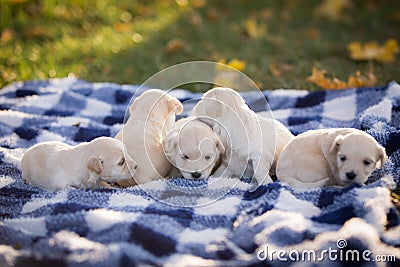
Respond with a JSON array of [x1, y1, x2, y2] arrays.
[[168, 97, 183, 115], [329, 135, 344, 154], [88, 157, 103, 175], [204, 98, 225, 118], [128, 99, 138, 114], [216, 139, 225, 155], [164, 132, 178, 156], [376, 145, 387, 168], [212, 132, 225, 154]]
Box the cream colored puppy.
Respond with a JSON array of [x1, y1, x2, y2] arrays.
[[164, 116, 225, 179], [21, 137, 137, 191], [115, 89, 183, 186], [192, 87, 294, 186], [276, 128, 386, 189]]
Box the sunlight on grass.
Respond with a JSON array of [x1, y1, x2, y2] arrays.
[[0, 0, 399, 90]]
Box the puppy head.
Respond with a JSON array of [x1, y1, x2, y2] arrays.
[[330, 132, 386, 185], [129, 89, 183, 120], [193, 87, 247, 120], [165, 119, 224, 179], [87, 137, 138, 182]]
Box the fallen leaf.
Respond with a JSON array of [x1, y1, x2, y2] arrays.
[[1, 28, 14, 43], [244, 17, 267, 38], [315, 0, 349, 20], [189, 12, 202, 26], [165, 38, 184, 53], [207, 8, 218, 21], [215, 59, 246, 88], [347, 69, 377, 88], [347, 38, 399, 63], [227, 59, 246, 71], [269, 62, 294, 77], [269, 63, 281, 77], [214, 71, 238, 89], [113, 22, 132, 33], [307, 67, 377, 90], [308, 28, 319, 39], [23, 25, 47, 38], [260, 8, 273, 19], [216, 59, 246, 72], [175, 0, 188, 7], [192, 0, 205, 8]]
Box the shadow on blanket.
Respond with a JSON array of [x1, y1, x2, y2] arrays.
[[0, 78, 399, 266]]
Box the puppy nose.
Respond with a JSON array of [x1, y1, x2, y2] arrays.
[[346, 172, 356, 180], [191, 172, 201, 178]]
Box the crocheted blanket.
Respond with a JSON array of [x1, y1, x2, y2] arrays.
[[0, 78, 399, 266]]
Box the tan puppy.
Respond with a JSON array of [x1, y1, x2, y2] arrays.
[[21, 137, 137, 191], [192, 87, 294, 186], [115, 89, 183, 186], [276, 128, 387, 189], [164, 116, 225, 179]]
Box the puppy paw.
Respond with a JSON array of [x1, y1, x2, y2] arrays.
[[248, 180, 259, 192]]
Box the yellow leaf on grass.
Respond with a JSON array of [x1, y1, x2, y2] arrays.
[[215, 59, 246, 89], [216, 59, 246, 72], [316, 0, 349, 20], [307, 67, 377, 90], [244, 17, 266, 39], [165, 38, 184, 53], [1, 28, 14, 43], [113, 23, 132, 33], [347, 39, 399, 63], [269, 63, 281, 77]]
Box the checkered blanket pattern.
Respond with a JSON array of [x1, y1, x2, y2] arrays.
[[0, 78, 400, 266]]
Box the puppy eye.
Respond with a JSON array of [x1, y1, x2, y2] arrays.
[[363, 160, 371, 166], [340, 156, 347, 161], [182, 154, 189, 160], [118, 158, 125, 166], [205, 155, 211, 160]]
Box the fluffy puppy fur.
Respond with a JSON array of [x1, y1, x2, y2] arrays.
[[21, 137, 137, 191], [276, 128, 386, 189], [115, 89, 183, 186], [192, 87, 294, 186], [164, 116, 225, 179]]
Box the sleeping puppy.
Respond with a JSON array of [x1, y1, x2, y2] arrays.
[[21, 137, 137, 191], [276, 128, 386, 189], [115, 89, 183, 186], [164, 116, 225, 179], [192, 87, 294, 187]]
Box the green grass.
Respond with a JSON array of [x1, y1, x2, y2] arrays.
[[1, 0, 399, 90]]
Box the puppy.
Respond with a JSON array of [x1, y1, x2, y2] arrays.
[[21, 137, 137, 191], [115, 89, 183, 186], [192, 87, 294, 186], [276, 128, 387, 189], [164, 116, 225, 179]]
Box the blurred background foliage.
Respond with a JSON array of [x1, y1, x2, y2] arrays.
[[0, 0, 399, 90]]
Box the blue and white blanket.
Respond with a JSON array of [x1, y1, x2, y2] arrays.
[[0, 78, 400, 266]]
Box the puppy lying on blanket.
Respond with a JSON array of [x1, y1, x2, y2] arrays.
[[192, 87, 294, 186], [116, 89, 183, 186], [276, 128, 386, 189], [164, 116, 225, 179], [21, 137, 137, 191]]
